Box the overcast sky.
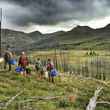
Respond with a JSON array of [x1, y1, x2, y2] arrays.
[[0, 0, 110, 33]]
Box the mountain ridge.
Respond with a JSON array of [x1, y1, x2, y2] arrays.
[[1, 24, 110, 51], [2, 23, 110, 35]]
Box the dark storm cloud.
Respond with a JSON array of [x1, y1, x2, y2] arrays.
[[0, 0, 110, 26]]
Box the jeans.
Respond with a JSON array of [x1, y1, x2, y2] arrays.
[[4, 61, 11, 71]]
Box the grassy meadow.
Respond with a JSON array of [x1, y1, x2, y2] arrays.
[[0, 69, 109, 110], [0, 50, 110, 110]]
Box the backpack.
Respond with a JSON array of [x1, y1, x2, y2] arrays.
[[15, 67, 24, 73], [47, 63, 54, 71], [50, 69, 58, 77], [35, 61, 42, 71], [8, 59, 17, 65]]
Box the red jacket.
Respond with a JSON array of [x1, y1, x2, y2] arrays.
[[19, 55, 29, 67]]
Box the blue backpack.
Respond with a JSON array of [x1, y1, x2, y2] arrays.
[[9, 59, 17, 65], [15, 67, 24, 73], [50, 69, 58, 77]]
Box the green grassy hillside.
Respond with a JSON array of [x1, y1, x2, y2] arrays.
[[0, 70, 109, 110]]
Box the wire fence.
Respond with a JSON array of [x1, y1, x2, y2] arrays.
[[0, 50, 110, 81], [31, 50, 110, 81]]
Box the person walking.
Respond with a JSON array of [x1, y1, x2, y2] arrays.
[[46, 59, 54, 83], [18, 52, 29, 76], [35, 58, 44, 79], [4, 51, 13, 71]]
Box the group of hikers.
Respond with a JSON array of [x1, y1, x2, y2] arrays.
[[3, 50, 58, 83]]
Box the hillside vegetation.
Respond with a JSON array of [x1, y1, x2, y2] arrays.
[[1, 24, 110, 51]]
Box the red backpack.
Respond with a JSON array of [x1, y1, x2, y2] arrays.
[[47, 63, 54, 71]]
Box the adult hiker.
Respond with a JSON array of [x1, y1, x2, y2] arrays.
[[18, 52, 29, 76], [46, 59, 55, 83], [4, 50, 13, 71], [35, 58, 44, 79]]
